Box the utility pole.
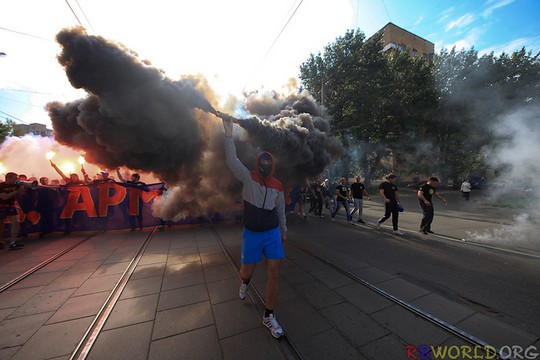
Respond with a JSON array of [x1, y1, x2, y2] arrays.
[[320, 78, 324, 106]]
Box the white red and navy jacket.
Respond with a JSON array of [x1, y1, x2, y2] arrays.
[[224, 136, 287, 233]]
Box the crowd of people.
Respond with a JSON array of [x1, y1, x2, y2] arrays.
[[291, 176, 372, 224], [0, 161, 151, 250], [289, 173, 455, 237]]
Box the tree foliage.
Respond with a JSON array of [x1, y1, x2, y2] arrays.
[[299, 28, 540, 183], [300, 30, 437, 182], [0, 119, 14, 144]]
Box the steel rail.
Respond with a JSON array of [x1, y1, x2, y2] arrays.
[[210, 226, 306, 360], [0, 232, 98, 293], [69, 227, 158, 360], [288, 239, 517, 360]]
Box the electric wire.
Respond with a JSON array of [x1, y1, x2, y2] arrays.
[[0, 26, 52, 42], [74, 0, 95, 33], [0, 95, 43, 109], [241, 0, 305, 92], [64, 0, 84, 28], [379, 0, 392, 23], [0, 110, 28, 124]]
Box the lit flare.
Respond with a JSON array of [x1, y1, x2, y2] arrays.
[[46, 151, 56, 160]]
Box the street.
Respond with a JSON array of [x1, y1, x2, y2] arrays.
[[286, 189, 540, 337]]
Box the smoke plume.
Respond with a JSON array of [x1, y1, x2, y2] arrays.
[[45, 27, 343, 220], [464, 106, 540, 253]]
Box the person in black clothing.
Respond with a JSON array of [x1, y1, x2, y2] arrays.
[[331, 177, 352, 223], [308, 178, 324, 218], [417, 177, 448, 234], [116, 169, 148, 230], [350, 176, 371, 223], [377, 173, 404, 235], [0, 172, 25, 249]]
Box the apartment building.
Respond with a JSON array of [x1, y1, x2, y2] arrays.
[[379, 22, 434, 65]]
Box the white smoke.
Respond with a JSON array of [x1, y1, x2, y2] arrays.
[[465, 106, 540, 252]]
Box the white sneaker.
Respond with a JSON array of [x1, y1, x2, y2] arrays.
[[393, 230, 405, 235], [239, 282, 248, 300], [376, 222, 381, 229], [263, 313, 284, 338]]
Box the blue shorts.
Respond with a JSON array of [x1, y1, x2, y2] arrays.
[[241, 227, 284, 264]]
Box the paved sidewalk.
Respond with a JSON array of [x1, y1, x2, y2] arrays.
[[0, 219, 537, 359]]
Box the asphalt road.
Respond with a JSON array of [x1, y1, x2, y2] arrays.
[[286, 189, 540, 336]]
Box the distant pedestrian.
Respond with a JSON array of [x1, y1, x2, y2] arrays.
[[294, 182, 309, 219], [417, 177, 448, 234], [308, 178, 324, 218], [0, 172, 25, 250], [460, 179, 471, 201], [321, 179, 332, 213], [350, 176, 371, 223], [377, 173, 404, 235], [331, 177, 352, 223]]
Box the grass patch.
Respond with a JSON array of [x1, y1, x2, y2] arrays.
[[485, 195, 533, 209]]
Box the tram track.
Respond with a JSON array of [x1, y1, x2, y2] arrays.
[[0, 228, 160, 359], [285, 238, 518, 360], [69, 227, 159, 360], [212, 219, 531, 359], [0, 220, 530, 360], [0, 232, 99, 293], [347, 218, 540, 259], [211, 226, 306, 360]]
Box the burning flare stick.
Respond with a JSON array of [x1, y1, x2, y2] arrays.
[[215, 111, 241, 124], [46, 151, 56, 161]]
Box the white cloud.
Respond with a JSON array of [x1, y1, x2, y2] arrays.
[[478, 37, 536, 56], [483, 0, 516, 17], [413, 16, 424, 27], [438, 7, 455, 23], [443, 27, 485, 51], [446, 13, 475, 31]]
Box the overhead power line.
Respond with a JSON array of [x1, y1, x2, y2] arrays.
[[380, 0, 392, 23], [64, 0, 84, 27], [262, 0, 304, 65], [242, 0, 305, 92], [0, 26, 52, 42], [74, 0, 95, 33], [0, 110, 28, 124]]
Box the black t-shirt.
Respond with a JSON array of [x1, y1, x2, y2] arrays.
[[311, 183, 323, 197], [335, 184, 349, 201], [0, 182, 20, 206], [419, 183, 436, 203], [379, 181, 398, 203], [350, 182, 366, 199]]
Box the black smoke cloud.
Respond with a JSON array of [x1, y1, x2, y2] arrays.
[[47, 27, 343, 220], [47, 27, 215, 184], [239, 91, 343, 181]]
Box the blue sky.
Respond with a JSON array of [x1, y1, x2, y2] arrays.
[[1, 0, 539, 127], [358, 0, 540, 55]]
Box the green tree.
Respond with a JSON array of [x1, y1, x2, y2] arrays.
[[300, 30, 436, 183], [300, 28, 540, 184], [0, 119, 14, 144], [432, 47, 540, 180]]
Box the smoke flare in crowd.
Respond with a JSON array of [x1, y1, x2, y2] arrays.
[[43, 27, 343, 220]]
